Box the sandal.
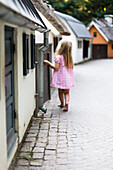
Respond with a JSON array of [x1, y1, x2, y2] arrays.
[[58, 104, 65, 108], [63, 104, 68, 111]]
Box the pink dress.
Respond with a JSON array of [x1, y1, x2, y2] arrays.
[[51, 55, 75, 89]]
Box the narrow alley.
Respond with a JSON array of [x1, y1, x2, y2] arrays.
[[14, 59, 113, 170]]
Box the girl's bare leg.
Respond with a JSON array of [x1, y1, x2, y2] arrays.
[[58, 89, 64, 107], [63, 89, 70, 111]]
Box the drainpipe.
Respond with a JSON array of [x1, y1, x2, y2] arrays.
[[38, 29, 50, 113]]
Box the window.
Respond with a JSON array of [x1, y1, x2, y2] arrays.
[[78, 40, 82, 48], [93, 32, 97, 37], [31, 34, 35, 69], [23, 33, 29, 76]]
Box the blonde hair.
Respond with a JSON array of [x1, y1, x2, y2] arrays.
[[55, 40, 73, 69]]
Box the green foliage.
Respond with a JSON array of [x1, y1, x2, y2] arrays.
[[47, 0, 113, 25]]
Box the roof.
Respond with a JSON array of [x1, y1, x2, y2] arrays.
[[0, 0, 46, 30], [88, 18, 113, 41], [31, 0, 70, 36], [55, 11, 92, 39]]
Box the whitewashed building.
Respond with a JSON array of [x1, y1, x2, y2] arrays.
[[0, 0, 46, 169], [55, 11, 92, 64]]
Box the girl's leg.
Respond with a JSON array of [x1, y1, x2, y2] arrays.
[[63, 89, 70, 111], [58, 89, 64, 107]]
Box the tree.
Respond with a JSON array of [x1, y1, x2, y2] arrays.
[[47, 0, 113, 25]]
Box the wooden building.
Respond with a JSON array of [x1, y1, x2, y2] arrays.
[[88, 15, 113, 59]]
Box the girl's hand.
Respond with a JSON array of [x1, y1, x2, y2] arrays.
[[44, 60, 49, 65]]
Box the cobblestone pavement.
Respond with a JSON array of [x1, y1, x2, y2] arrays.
[[14, 60, 113, 170]]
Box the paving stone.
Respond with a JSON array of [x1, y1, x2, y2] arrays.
[[20, 145, 33, 152], [40, 123, 49, 130], [56, 158, 67, 165], [38, 133, 48, 138], [57, 141, 67, 145], [57, 144, 67, 148], [45, 150, 56, 155], [25, 137, 36, 142], [57, 148, 67, 154], [44, 155, 56, 160], [56, 165, 68, 170], [48, 137, 57, 141], [43, 160, 55, 166], [46, 144, 56, 150], [30, 126, 40, 130], [33, 147, 45, 153], [43, 113, 52, 118], [29, 167, 40, 170], [48, 140, 57, 145], [14, 166, 28, 170], [16, 159, 29, 166], [57, 136, 67, 141], [26, 134, 37, 138], [32, 152, 44, 159], [28, 129, 38, 134], [30, 160, 43, 166], [35, 142, 47, 148], [48, 132, 57, 137], [37, 137, 48, 143], [19, 152, 31, 158], [57, 153, 67, 158]]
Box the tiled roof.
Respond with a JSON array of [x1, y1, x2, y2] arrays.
[[93, 18, 113, 41], [32, 0, 71, 35], [55, 11, 92, 39]]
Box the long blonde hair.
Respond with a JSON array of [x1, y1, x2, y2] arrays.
[[55, 40, 74, 69]]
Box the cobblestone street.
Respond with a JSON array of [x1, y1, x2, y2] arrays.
[[13, 59, 113, 170]]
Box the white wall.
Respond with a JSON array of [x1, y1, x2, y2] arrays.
[[76, 39, 84, 63], [0, 21, 36, 169], [16, 27, 36, 142]]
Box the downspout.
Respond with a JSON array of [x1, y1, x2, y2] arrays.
[[38, 29, 50, 113]]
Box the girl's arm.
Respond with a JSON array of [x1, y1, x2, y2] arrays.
[[44, 60, 60, 71]]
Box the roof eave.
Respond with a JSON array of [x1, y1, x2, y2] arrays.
[[0, 2, 46, 31], [88, 21, 109, 42], [32, 0, 71, 36]]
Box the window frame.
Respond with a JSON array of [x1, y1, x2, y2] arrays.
[[93, 32, 97, 37], [23, 33, 29, 76], [78, 40, 82, 48], [31, 34, 35, 69]]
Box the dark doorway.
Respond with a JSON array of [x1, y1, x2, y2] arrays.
[[92, 44, 107, 59], [5, 26, 17, 156], [83, 40, 89, 58]]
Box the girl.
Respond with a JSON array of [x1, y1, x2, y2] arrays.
[[44, 40, 75, 111]]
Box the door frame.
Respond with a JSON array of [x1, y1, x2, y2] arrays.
[[5, 25, 17, 157]]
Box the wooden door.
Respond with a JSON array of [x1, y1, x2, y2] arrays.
[[92, 44, 107, 59], [5, 26, 15, 149]]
